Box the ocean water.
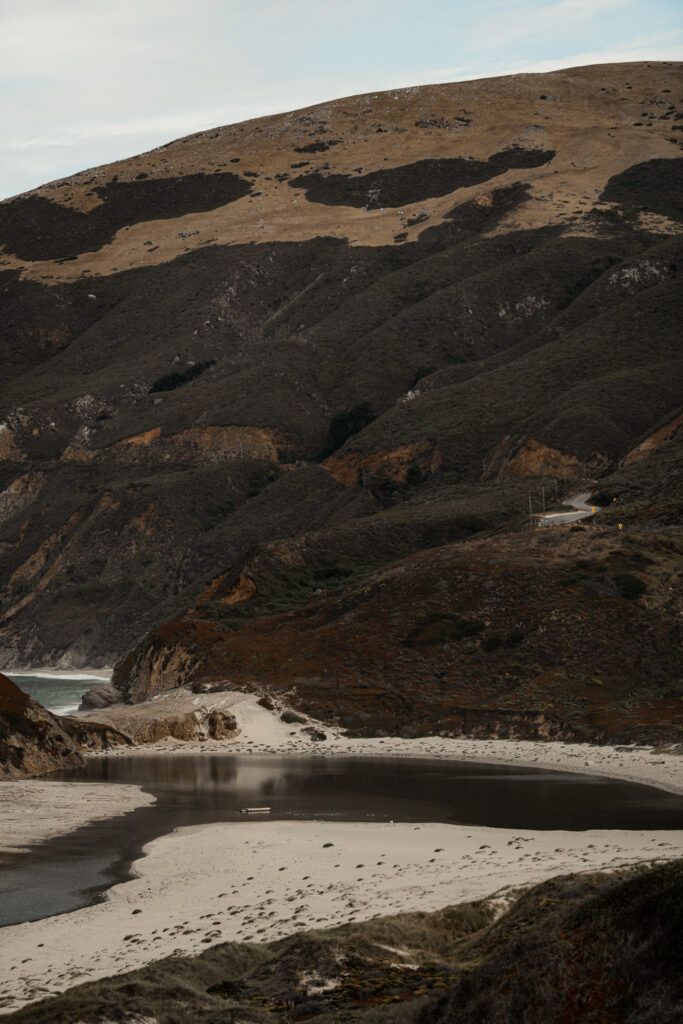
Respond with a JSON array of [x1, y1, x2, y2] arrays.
[[4, 673, 107, 716]]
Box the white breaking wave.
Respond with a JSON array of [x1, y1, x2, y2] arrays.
[[9, 670, 111, 680], [52, 704, 81, 716]]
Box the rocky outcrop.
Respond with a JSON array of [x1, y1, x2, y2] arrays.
[[60, 716, 132, 751], [325, 440, 441, 488], [484, 436, 608, 481], [0, 472, 45, 528], [0, 423, 23, 461], [0, 672, 84, 779], [61, 425, 284, 465], [207, 710, 238, 739], [97, 712, 204, 745], [112, 620, 202, 703], [76, 689, 238, 744], [79, 681, 124, 710]]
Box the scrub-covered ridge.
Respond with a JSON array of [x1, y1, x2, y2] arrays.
[[0, 62, 681, 749]]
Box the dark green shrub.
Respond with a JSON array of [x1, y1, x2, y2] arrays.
[[148, 359, 215, 393], [324, 403, 375, 455], [482, 636, 502, 652], [412, 365, 437, 386], [592, 488, 621, 506], [612, 573, 646, 599], [405, 615, 484, 647], [502, 630, 524, 648]]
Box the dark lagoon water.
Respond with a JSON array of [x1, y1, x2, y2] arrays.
[[1, 753, 681, 928], [5, 673, 103, 715]]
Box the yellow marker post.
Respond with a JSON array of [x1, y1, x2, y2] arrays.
[[618, 523, 623, 530], [591, 506, 595, 513]]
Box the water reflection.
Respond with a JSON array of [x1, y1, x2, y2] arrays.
[[66, 753, 683, 830], [1, 753, 681, 928]]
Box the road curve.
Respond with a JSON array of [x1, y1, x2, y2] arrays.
[[537, 490, 599, 527]]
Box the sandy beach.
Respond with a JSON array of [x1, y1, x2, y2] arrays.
[[0, 692, 681, 1013], [84, 690, 683, 796], [0, 782, 155, 860], [1, 818, 681, 1013]]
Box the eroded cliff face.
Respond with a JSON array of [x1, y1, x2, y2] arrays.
[[325, 440, 442, 487], [0, 472, 45, 528], [59, 425, 284, 465], [75, 688, 238, 744], [111, 618, 208, 703], [0, 672, 84, 779], [59, 716, 132, 752], [484, 437, 610, 481]]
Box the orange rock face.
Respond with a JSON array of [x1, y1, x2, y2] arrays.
[[486, 436, 608, 480], [61, 425, 284, 464], [326, 440, 441, 487]]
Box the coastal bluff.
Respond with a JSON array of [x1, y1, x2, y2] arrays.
[[0, 671, 84, 779]]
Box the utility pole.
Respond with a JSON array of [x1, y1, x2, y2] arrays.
[[542, 486, 546, 514], [529, 495, 533, 530]]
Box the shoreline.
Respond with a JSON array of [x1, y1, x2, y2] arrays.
[[0, 782, 155, 860], [94, 735, 683, 795], [0, 693, 681, 1014], [84, 691, 683, 797], [1, 817, 681, 1014]]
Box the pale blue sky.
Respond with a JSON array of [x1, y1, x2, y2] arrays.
[[1, 0, 681, 199]]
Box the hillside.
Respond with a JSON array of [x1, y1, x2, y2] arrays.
[[111, 524, 682, 744], [0, 60, 681, 680]]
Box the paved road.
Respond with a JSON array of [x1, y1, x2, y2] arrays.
[[537, 490, 599, 527]]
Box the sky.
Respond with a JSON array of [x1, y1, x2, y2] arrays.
[[1, 0, 682, 199]]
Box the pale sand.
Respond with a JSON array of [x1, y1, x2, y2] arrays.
[[0, 820, 681, 1012], [0, 782, 155, 859], [88, 691, 683, 796], [0, 692, 681, 1013]]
